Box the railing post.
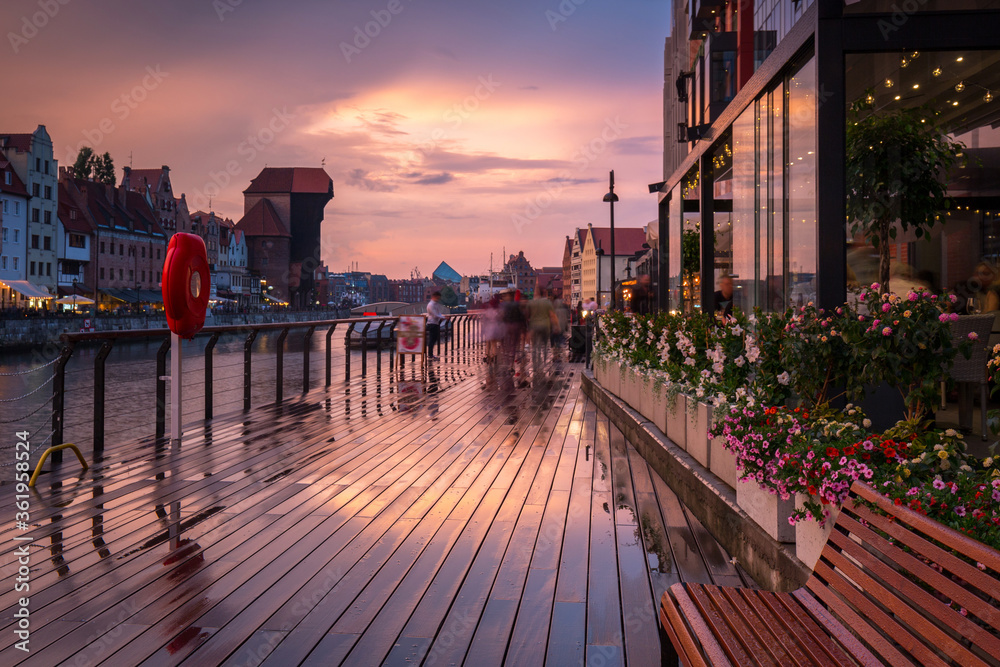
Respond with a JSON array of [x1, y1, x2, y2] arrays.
[[326, 323, 338, 387], [276, 328, 289, 404], [51, 342, 74, 464], [376, 320, 386, 374], [388, 321, 397, 373], [303, 326, 316, 394], [244, 330, 258, 411], [462, 316, 468, 349], [155, 338, 170, 439], [360, 321, 372, 378], [345, 322, 356, 382], [204, 332, 220, 420], [93, 340, 114, 453]]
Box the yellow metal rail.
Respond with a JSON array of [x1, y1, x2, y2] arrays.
[[29, 443, 89, 487]]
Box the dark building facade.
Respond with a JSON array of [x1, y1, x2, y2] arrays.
[[241, 167, 334, 308]]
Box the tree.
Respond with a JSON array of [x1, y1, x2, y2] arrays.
[[93, 152, 116, 185], [846, 94, 965, 295], [73, 146, 95, 179]]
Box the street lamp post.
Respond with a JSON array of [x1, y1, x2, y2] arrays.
[[603, 170, 619, 311]]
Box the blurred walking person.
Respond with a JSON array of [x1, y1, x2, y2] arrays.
[[552, 291, 570, 362], [426, 291, 445, 360], [483, 295, 502, 363], [527, 287, 557, 375]]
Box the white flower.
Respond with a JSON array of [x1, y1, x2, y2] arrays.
[[944, 429, 958, 437], [696, 387, 705, 398], [777, 371, 790, 385], [734, 356, 745, 367]]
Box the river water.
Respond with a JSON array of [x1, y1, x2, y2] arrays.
[[0, 330, 392, 459]]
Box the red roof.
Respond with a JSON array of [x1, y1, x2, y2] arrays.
[[0, 134, 33, 153], [0, 152, 29, 197], [243, 167, 333, 195], [234, 198, 289, 237], [124, 168, 169, 193], [57, 182, 93, 234], [589, 227, 647, 256]]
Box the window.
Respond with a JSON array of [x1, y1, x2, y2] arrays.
[[141, 270, 145, 282], [262, 257, 268, 266], [44, 210, 51, 224], [43, 236, 51, 250], [129, 269, 133, 281], [12, 257, 17, 271], [119, 244, 124, 256], [32, 184, 39, 197], [1, 256, 5, 270], [13, 230, 18, 243], [35, 158, 40, 171], [119, 269, 123, 280], [100, 241, 105, 254], [68, 234, 85, 248], [70, 209, 76, 219], [44, 186, 51, 199], [30, 261, 35, 275], [156, 249, 161, 260], [3, 172, 9, 185], [14, 202, 19, 215], [31, 235, 39, 249], [141, 247, 145, 258], [31, 209, 39, 223], [44, 160, 49, 175], [1, 228, 6, 242], [100, 267, 105, 280], [45, 263, 51, 276], [2, 201, 6, 214], [156, 271, 160, 282]]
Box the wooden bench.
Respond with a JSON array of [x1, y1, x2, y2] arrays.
[[659, 481, 1000, 666]]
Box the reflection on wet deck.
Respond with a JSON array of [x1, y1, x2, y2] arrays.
[[0, 353, 751, 665]]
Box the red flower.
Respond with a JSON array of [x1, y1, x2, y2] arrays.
[[894, 498, 903, 506], [843, 446, 856, 456], [884, 448, 897, 459], [826, 447, 840, 458]]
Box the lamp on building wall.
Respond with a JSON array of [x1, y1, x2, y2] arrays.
[[602, 171, 619, 310]]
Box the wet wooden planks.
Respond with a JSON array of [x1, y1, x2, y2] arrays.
[[1, 356, 747, 666]]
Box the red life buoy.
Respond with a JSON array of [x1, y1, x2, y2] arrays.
[[162, 233, 210, 338]]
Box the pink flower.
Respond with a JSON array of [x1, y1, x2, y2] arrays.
[[881, 303, 891, 312], [882, 326, 892, 336], [939, 313, 950, 323], [950, 313, 960, 322], [968, 332, 979, 341], [871, 282, 881, 291], [908, 292, 919, 302], [955, 506, 967, 517]]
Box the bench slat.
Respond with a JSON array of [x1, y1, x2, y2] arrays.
[[767, 591, 858, 667], [699, 584, 781, 666], [662, 583, 731, 667], [827, 521, 1000, 657], [739, 588, 848, 667], [851, 483, 1000, 574], [834, 512, 1000, 632], [846, 502, 1000, 614], [821, 531, 990, 667], [813, 560, 951, 667], [719, 588, 803, 666], [792, 589, 884, 667], [687, 583, 757, 666], [805, 573, 918, 666]]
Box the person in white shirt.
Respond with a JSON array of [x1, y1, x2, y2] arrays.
[[426, 291, 446, 359]]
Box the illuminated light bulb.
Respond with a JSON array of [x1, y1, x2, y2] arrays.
[[911, 51, 920, 59], [884, 77, 894, 88], [932, 67, 942, 77], [953, 101, 959, 106], [957, 56, 964, 62], [913, 83, 920, 89], [900, 57, 910, 68], [986, 91, 995, 103], [894, 95, 901, 100], [866, 93, 875, 104], [955, 81, 965, 92]]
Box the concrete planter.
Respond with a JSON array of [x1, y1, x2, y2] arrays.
[[622, 366, 638, 408], [638, 373, 655, 423], [651, 382, 668, 435], [666, 393, 687, 450], [794, 494, 842, 570], [686, 400, 712, 469], [710, 435, 739, 489], [737, 478, 795, 543]]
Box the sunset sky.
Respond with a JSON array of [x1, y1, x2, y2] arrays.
[[2, 0, 670, 278]]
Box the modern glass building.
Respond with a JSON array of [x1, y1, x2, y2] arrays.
[[655, 0, 1000, 313]]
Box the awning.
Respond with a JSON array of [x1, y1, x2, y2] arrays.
[[101, 288, 164, 303], [58, 284, 94, 297], [1, 280, 53, 299]]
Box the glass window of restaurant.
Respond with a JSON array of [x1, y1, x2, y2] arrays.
[[787, 55, 818, 308], [712, 132, 735, 310], [668, 183, 683, 312], [844, 48, 1000, 309], [732, 103, 756, 315], [682, 165, 702, 313]]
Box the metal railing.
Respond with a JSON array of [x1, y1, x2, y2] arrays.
[[51, 313, 482, 462]]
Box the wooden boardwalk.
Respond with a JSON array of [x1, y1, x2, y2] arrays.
[[1, 352, 751, 666]]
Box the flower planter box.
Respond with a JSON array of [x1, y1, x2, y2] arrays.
[[622, 366, 639, 409], [651, 383, 668, 435], [710, 434, 739, 489], [686, 400, 712, 469], [736, 478, 796, 543], [638, 373, 655, 423], [794, 494, 842, 570], [666, 394, 687, 450]]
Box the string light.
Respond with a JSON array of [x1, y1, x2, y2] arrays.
[[955, 81, 965, 92], [932, 67, 942, 77], [986, 90, 995, 103], [866, 92, 875, 104], [900, 56, 910, 68], [884, 77, 894, 88], [911, 51, 920, 59]]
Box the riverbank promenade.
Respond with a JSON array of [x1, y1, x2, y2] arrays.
[[1, 352, 750, 665]]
